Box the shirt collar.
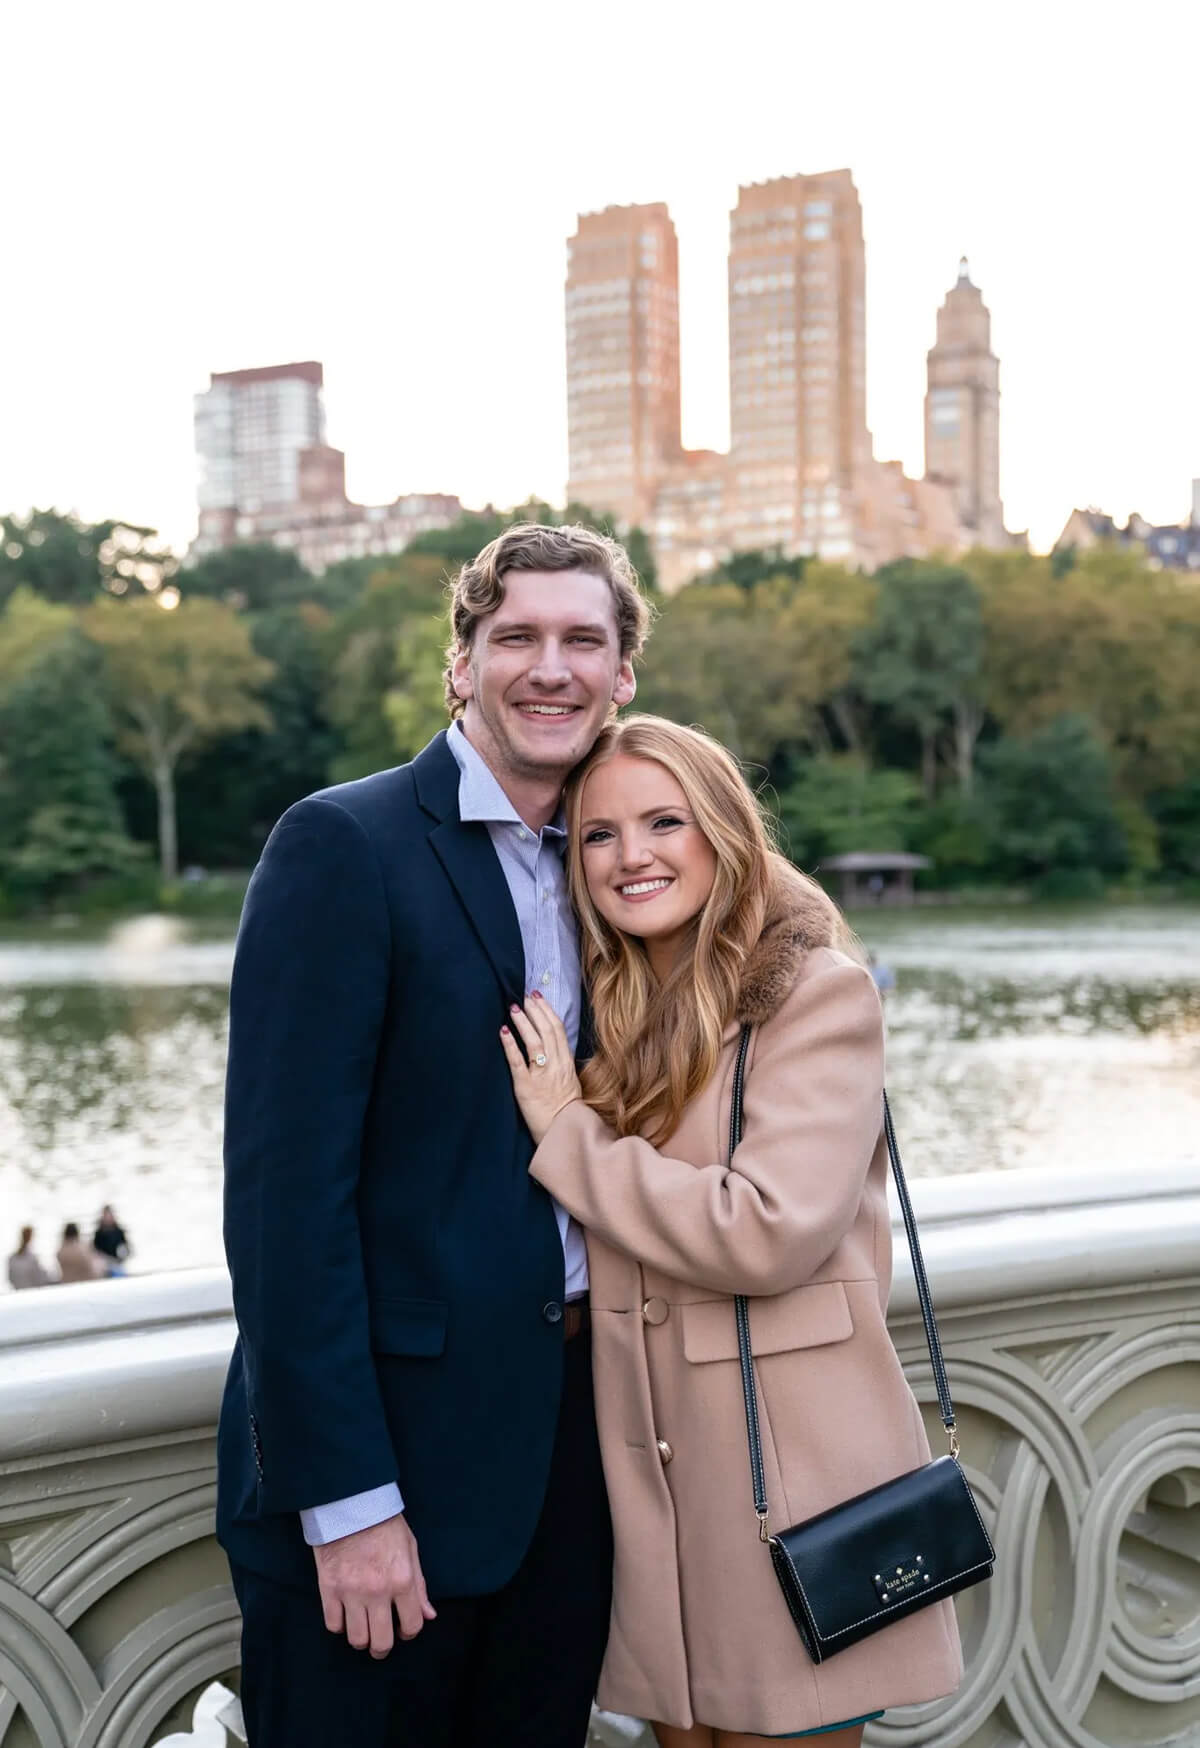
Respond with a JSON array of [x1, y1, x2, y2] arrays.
[[448, 721, 566, 839]]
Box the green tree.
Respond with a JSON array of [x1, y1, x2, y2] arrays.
[[774, 564, 877, 755], [976, 715, 1132, 890], [0, 586, 74, 685], [854, 560, 984, 797], [179, 542, 314, 612], [0, 614, 142, 901], [773, 758, 922, 869], [979, 549, 1200, 797], [383, 615, 454, 762], [0, 509, 177, 607], [83, 598, 273, 879], [1147, 779, 1200, 881], [636, 583, 797, 767], [405, 510, 509, 568], [323, 555, 451, 781], [703, 548, 808, 591], [172, 603, 338, 864]]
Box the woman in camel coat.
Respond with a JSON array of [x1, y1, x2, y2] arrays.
[[502, 716, 962, 1747]]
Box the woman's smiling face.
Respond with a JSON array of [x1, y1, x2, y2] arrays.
[[578, 753, 718, 975]]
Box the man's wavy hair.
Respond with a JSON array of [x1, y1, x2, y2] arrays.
[[443, 523, 653, 716]]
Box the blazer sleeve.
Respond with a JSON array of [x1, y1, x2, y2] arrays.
[[223, 795, 398, 1515], [529, 956, 883, 1298]]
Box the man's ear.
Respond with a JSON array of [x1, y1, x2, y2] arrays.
[[612, 660, 636, 708], [450, 647, 474, 702]]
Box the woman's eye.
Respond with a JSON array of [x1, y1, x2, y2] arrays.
[[653, 816, 684, 830], [583, 828, 613, 845]]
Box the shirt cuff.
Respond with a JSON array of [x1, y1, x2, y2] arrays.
[[299, 1482, 405, 1546]]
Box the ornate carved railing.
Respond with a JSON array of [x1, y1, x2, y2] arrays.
[[1, 1162, 1197, 1748]]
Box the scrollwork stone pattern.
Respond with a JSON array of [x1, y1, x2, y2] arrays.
[[1, 1166, 1196, 1746]]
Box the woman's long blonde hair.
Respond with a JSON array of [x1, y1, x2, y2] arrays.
[[566, 715, 776, 1145]]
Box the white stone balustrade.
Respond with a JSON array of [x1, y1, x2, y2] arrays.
[[1, 1162, 1197, 1747]]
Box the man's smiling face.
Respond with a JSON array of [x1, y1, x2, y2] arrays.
[[452, 568, 636, 788]]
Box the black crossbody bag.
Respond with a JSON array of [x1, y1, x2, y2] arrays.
[[730, 1024, 994, 1664]]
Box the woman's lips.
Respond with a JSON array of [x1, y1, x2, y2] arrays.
[[615, 877, 675, 904]]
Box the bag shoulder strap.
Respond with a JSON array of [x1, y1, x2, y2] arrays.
[[731, 1023, 959, 1541]]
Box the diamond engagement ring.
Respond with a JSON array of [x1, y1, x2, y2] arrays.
[[533, 1053, 548, 1067]]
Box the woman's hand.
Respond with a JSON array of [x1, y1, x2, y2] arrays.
[[500, 993, 582, 1145]]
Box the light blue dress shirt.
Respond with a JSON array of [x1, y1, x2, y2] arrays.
[[300, 724, 587, 1546]]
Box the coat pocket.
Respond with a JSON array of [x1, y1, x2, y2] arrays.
[[369, 1295, 448, 1357], [681, 1280, 853, 1363]]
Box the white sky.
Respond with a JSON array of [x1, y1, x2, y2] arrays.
[[3, 0, 1197, 556]]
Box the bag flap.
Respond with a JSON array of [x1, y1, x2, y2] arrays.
[[774, 1456, 993, 1646]]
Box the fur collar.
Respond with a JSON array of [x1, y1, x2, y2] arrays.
[[735, 856, 844, 1026]]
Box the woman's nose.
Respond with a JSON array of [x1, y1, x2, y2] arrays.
[[618, 835, 654, 869]]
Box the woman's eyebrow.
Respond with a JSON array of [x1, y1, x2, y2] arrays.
[[581, 805, 687, 827]]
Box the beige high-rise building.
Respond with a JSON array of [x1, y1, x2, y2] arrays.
[[565, 203, 682, 527], [925, 260, 1006, 546], [727, 170, 870, 562]]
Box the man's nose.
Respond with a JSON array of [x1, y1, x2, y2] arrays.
[[527, 640, 572, 686]]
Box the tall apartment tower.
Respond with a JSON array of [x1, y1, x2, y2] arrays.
[[194, 361, 326, 548], [565, 203, 682, 527], [925, 262, 1006, 546], [727, 170, 870, 560]]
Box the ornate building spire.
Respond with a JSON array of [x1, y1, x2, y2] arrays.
[[924, 263, 1007, 547]]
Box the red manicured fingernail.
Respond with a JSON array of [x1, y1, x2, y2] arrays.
[[510, 1003, 520, 1013], [531, 990, 542, 999], [500, 1026, 510, 1035]]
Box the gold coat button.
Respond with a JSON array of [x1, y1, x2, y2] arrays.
[[656, 1438, 674, 1465], [642, 1297, 669, 1326]]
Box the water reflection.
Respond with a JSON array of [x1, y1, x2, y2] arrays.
[[0, 907, 1197, 1278], [872, 910, 1200, 1178]]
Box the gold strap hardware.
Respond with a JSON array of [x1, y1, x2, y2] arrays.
[[948, 1423, 961, 1459], [756, 1507, 771, 1544]]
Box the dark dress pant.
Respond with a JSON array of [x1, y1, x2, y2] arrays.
[[231, 1330, 613, 1748]]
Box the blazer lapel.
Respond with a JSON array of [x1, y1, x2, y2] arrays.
[[414, 731, 526, 1006], [429, 818, 526, 1005]]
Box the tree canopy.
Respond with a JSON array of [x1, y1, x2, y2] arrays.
[[2, 502, 1199, 910]]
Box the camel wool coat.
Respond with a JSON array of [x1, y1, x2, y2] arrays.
[[530, 865, 963, 1735]]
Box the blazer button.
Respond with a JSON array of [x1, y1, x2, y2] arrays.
[[656, 1438, 674, 1465], [542, 1301, 564, 1325], [642, 1297, 669, 1326]]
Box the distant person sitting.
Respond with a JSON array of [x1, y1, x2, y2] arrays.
[[7, 1226, 53, 1290], [57, 1222, 109, 1283], [93, 1205, 131, 1267]]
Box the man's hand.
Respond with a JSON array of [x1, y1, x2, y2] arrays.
[[312, 1514, 437, 1657]]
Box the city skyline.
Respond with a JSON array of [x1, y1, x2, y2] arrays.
[[564, 176, 977, 584], [2, 1, 1196, 558]]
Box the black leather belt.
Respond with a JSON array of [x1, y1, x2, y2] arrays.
[[564, 1295, 591, 1341]]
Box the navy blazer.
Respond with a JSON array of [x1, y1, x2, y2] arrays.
[[216, 731, 570, 1595]]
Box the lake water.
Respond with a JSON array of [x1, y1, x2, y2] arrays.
[[2, 905, 1198, 1285]]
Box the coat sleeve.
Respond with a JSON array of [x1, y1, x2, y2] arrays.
[[529, 956, 884, 1297], [223, 795, 398, 1515]]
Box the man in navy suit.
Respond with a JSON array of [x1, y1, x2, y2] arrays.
[[217, 523, 649, 1746]]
